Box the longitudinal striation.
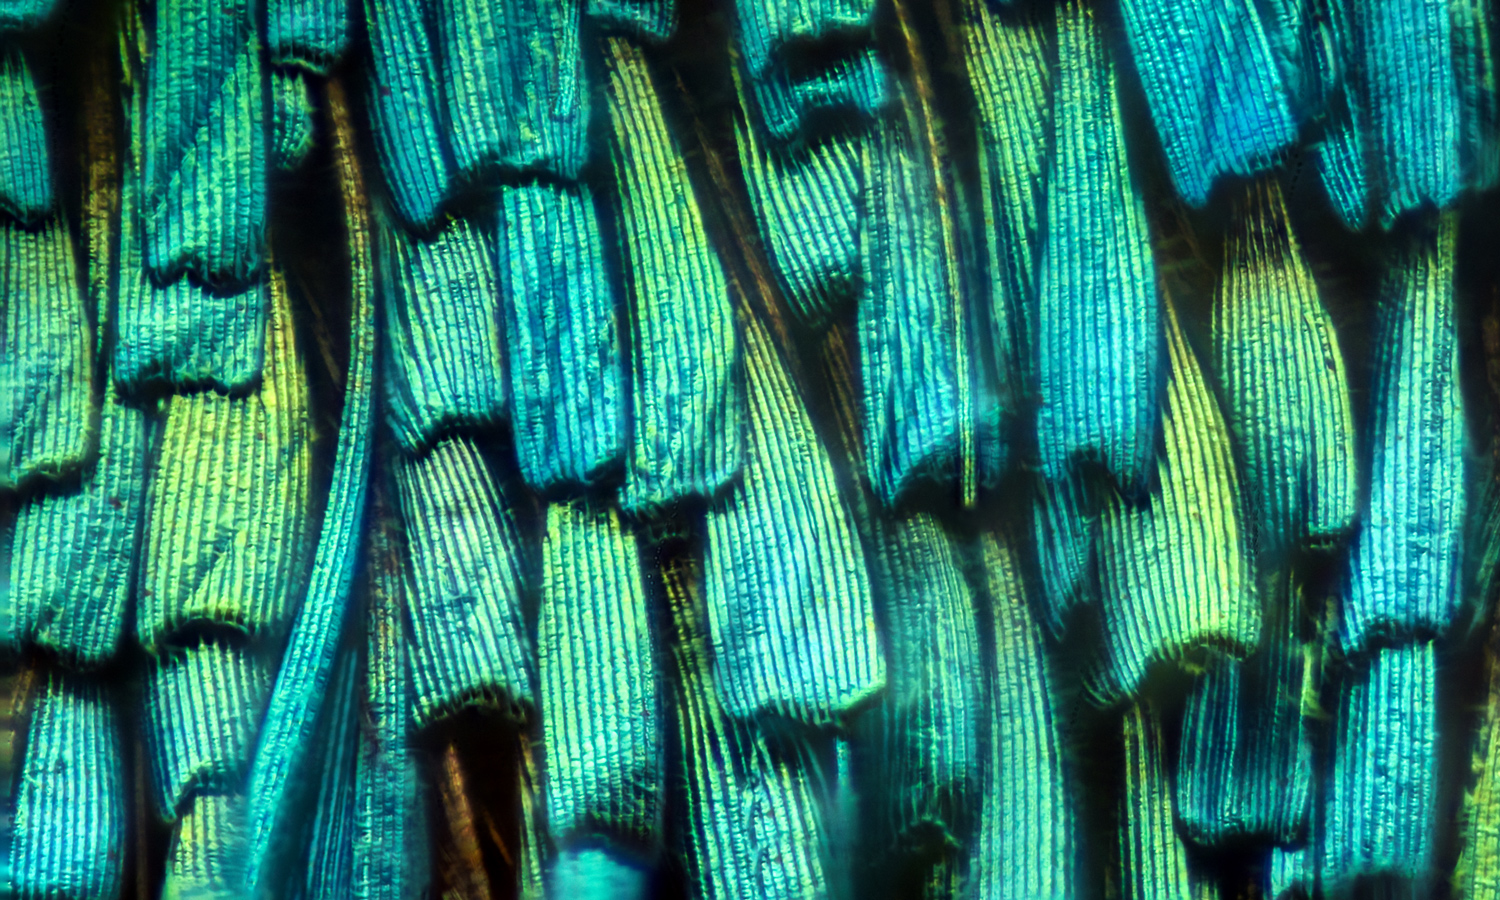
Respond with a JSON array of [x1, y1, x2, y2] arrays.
[[972, 530, 1076, 900], [1115, 0, 1297, 207], [666, 556, 832, 900], [0, 213, 94, 489], [703, 311, 883, 725], [1036, 0, 1162, 497], [497, 181, 626, 491], [379, 212, 508, 453], [393, 435, 535, 725], [538, 499, 662, 878], [1343, 213, 1466, 653], [9, 673, 126, 900], [0, 45, 52, 223], [135, 267, 315, 652], [142, 0, 267, 288], [144, 642, 270, 823], [1120, 700, 1214, 900], [1090, 299, 1259, 704], [607, 36, 744, 514], [960, 0, 1050, 391]]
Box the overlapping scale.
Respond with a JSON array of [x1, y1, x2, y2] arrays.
[[160, 794, 252, 897], [435, 0, 588, 183], [268, 0, 350, 72], [863, 507, 984, 848], [1347, 0, 1463, 223], [1321, 643, 1440, 893], [859, 115, 968, 508], [9, 673, 126, 900], [496, 181, 625, 491], [1213, 179, 1358, 556], [8, 377, 149, 666], [666, 556, 833, 900], [134, 267, 316, 652], [1458, 622, 1500, 900], [734, 0, 886, 143], [736, 113, 864, 331], [0, 213, 94, 490], [972, 530, 1077, 900], [538, 498, 662, 892], [1117, 0, 1297, 206], [1090, 300, 1259, 704], [113, 7, 267, 395], [393, 435, 534, 725], [1343, 213, 1465, 653], [296, 645, 359, 899], [379, 213, 508, 453], [0, 45, 52, 224], [1037, 0, 1162, 497], [1120, 700, 1216, 900], [362, 0, 452, 229], [142, 0, 268, 288], [960, 0, 1051, 389], [606, 36, 744, 514], [1173, 616, 1316, 847], [1030, 468, 1103, 637], [704, 310, 881, 725], [144, 642, 271, 822]]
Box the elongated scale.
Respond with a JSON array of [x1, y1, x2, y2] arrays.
[[960, 0, 1051, 389], [1120, 701, 1216, 900], [736, 88, 864, 330], [1321, 643, 1439, 893], [497, 181, 625, 491], [1037, 0, 1162, 495], [1451, 0, 1500, 192], [268, 0, 350, 72], [435, 0, 588, 183], [733, 0, 886, 143], [1090, 299, 1259, 703], [9, 673, 126, 900], [665, 556, 832, 900], [135, 266, 316, 652], [607, 36, 744, 514], [362, 0, 452, 228], [1343, 213, 1466, 653], [973, 530, 1077, 900], [1212, 178, 1358, 556], [297, 643, 359, 900], [1117, 0, 1297, 206], [703, 310, 883, 725], [352, 477, 431, 900], [1174, 617, 1316, 847], [0, 213, 94, 489], [248, 78, 378, 893], [0, 45, 52, 224], [863, 508, 983, 846], [1350, 0, 1463, 222], [143, 0, 268, 287], [859, 116, 967, 508], [393, 435, 534, 725], [380, 212, 508, 453], [113, 11, 266, 394], [538, 499, 662, 862]]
